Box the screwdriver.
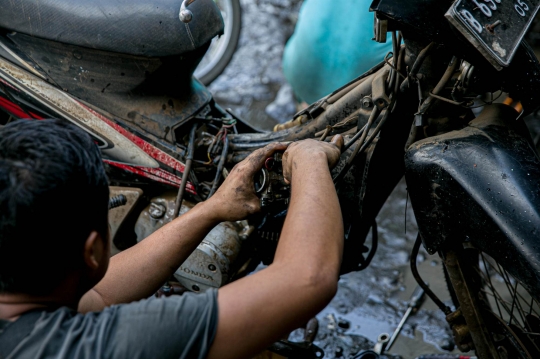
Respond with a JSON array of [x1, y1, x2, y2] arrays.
[[386, 284, 426, 351], [416, 356, 477, 359]]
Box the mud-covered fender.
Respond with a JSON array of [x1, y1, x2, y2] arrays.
[[405, 104, 540, 293]]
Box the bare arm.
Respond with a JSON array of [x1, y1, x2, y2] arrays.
[[207, 136, 344, 359], [78, 202, 220, 312], [78, 143, 288, 313]]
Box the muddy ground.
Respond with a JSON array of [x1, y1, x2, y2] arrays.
[[207, 1, 460, 358]]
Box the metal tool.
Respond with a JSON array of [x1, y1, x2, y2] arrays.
[[353, 332, 389, 359], [373, 333, 390, 355], [386, 285, 426, 351], [415, 355, 477, 359]]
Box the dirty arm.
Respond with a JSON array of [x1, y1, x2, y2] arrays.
[[78, 143, 288, 313], [78, 202, 221, 313], [207, 136, 344, 359]]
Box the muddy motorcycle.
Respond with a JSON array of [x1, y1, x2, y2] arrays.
[[1, 0, 540, 358]]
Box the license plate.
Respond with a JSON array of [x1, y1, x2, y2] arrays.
[[445, 0, 540, 70]]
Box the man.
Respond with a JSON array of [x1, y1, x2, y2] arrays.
[[0, 119, 344, 359]]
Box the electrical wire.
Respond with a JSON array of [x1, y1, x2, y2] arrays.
[[411, 234, 451, 315], [173, 123, 198, 218], [207, 135, 229, 199]]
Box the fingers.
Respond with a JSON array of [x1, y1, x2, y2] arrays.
[[242, 142, 290, 175], [330, 135, 344, 152]]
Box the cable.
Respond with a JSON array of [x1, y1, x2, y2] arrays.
[[357, 220, 378, 270], [411, 234, 451, 315], [173, 123, 198, 218], [207, 136, 229, 199], [342, 124, 368, 152]]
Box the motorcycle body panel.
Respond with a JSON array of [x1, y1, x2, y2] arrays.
[[5, 33, 213, 143], [0, 54, 199, 192], [405, 104, 540, 293], [0, 0, 224, 57]]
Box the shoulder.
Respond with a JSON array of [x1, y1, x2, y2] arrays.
[[112, 288, 218, 324], [10, 290, 218, 359]]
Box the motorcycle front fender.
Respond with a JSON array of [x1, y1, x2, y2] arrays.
[[405, 104, 540, 294]]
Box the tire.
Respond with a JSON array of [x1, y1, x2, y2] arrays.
[[444, 247, 540, 359], [194, 0, 242, 85]]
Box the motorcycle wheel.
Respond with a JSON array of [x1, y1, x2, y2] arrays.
[[194, 0, 241, 85], [444, 247, 540, 359]]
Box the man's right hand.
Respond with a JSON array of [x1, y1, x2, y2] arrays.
[[208, 135, 344, 359], [282, 135, 343, 183]]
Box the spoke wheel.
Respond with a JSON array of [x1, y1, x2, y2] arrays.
[[445, 247, 540, 359], [474, 252, 540, 358]]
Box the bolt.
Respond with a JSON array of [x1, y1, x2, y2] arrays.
[[486, 20, 502, 33], [362, 97, 373, 108], [179, 9, 193, 23], [149, 202, 166, 219], [192, 285, 200, 292], [208, 264, 217, 272]]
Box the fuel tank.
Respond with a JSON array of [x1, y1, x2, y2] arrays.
[[405, 104, 540, 293]]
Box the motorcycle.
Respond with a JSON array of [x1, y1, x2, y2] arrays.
[[0, 0, 539, 358]]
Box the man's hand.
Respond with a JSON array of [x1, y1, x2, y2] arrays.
[[208, 142, 289, 222], [282, 135, 343, 183], [207, 135, 344, 359]]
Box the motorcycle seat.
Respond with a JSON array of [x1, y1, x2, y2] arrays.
[[0, 0, 223, 57]]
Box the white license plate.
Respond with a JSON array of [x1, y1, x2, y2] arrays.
[[446, 0, 540, 70]]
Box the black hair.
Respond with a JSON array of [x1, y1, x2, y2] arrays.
[[0, 119, 109, 294]]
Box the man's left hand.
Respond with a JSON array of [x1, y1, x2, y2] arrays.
[[207, 142, 289, 222]]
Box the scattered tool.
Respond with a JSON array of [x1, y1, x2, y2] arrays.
[[416, 355, 477, 359], [373, 333, 390, 355], [386, 284, 426, 351]]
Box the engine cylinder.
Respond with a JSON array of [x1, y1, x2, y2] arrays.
[[134, 192, 243, 292]]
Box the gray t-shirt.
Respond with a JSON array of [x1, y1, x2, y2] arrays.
[[4, 289, 218, 359]]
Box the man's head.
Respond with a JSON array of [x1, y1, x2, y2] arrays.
[[0, 119, 110, 296]]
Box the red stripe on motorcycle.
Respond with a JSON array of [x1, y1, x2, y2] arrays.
[[78, 103, 196, 194], [104, 160, 196, 192], [0, 96, 43, 119], [81, 105, 187, 172]]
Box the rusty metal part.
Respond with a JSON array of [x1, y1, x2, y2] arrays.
[[446, 308, 474, 352], [229, 70, 380, 158], [405, 56, 460, 150], [135, 192, 244, 291], [173, 123, 197, 218], [442, 248, 501, 359], [372, 67, 391, 109], [255, 152, 289, 208], [208, 135, 229, 198], [273, 114, 309, 132], [416, 56, 460, 117], [155, 281, 189, 297], [304, 318, 319, 344]]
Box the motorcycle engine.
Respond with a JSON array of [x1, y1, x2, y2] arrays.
[[134, 192, 250, 292]]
